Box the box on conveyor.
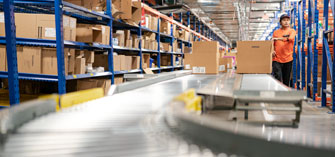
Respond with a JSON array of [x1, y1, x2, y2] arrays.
[[236, 41, 273, 74]]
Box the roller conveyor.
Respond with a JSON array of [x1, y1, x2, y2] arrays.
[[1, 71, 335, 157]]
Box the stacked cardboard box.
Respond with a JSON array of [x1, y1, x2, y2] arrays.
[[161, 55, 171, 66], [65, 0, 106, 12], [113, 30, 125, 47], [184, 41, 222, 74], [112, 0, 141, 26], [0, 13, 77, 41], [236, 41, 273, 74], [160, 20, 171, 35], [142, 32, 158, 50], [0, 46, 80, 75], [161, 42, 172, 52], [76, 24, 110, 45], [76, 78, 111, 95], [114, 76, 124, 85], [113, 30, 140, 49], [172, 40, 178, 52], [143, 14, 160, 31], [142, 54, 151, 69], [93, 54, 138, 71], [124, 30, 133, 48], [132, 34, 140, 49]]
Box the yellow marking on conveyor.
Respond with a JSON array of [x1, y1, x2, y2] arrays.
[[39, 88, 104, 111]]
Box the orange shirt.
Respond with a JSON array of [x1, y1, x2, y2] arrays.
[[272, 28, 296, 63]]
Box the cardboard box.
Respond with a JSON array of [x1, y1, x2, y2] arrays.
[[125, 56, 132, 70], [0, 46, 6, 71], [161, 55, 171, 66], [65, 0, 106, 12], [124, 30, 131, 41], [76, 24, 110, 44], [123, 1, 141, 26], [187, 41, 220, 74], [132, 56, 141, 69], [68, 49, 75, 74], [119, 55, 127, 71], [151, 16, 158, 31], [160, 20, 171, 35], [0, 13, 76, 41], [113, 0, 132, 20], [93, 54, 108, 71], [114, 76, 124, 85], [113, 55, 121, 71], [83, 51, 94, 64], [173, 40, 178, 52], [144, 14, 151, 28], [142, 54, 150, 69], [125, 39, 133, 48], [114, 30, 125, 47], [173, 25, 177, 37], [133, 38, 140, 49], [97, 79, 111, 95], [17, 47, 42, 74], [77, 79, 98, 91], [41, 48, 57, 75], [236, 41, 273, 74], [161, 43, 171, 52], [41, 48, 70, 75], [75, 57, 86, 74]]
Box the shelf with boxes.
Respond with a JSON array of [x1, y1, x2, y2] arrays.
[[0, 0, 117, 105], [0, 10, 113, 80], [1, 0, 228, 106]]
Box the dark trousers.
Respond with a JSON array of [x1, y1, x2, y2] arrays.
[[272, 61, 293, 87]]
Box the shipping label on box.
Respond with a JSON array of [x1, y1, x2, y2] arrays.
[[192, 67, 206, 74], [219, 65, 226, 72]]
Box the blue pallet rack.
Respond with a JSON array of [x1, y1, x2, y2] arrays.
[[263, 0, 335, 112], [1, 1, 228, 106]]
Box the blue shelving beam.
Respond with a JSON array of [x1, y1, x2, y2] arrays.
[[4, 0, 20, 105], [54, 0, 66, 95], [312, 4, 319, 101], [302, 0, 306, 90], [307, 0, 313, 98], [292, 2, 297, 88], [297, 1, 302, 90]]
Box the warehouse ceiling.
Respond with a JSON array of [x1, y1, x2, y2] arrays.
[[183, 0, 286, 43]]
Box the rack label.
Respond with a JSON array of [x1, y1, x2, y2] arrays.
[[0, 13, 4, 23], [45, 28, 56, 38]]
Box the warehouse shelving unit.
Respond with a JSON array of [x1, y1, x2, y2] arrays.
[[261, 0, 335, 112], [1, 0, 227, 106]]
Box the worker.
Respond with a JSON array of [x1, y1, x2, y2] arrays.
[[272, 14, 296, 87]]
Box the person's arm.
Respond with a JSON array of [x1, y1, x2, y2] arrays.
[[286, 30, 296, 42]]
